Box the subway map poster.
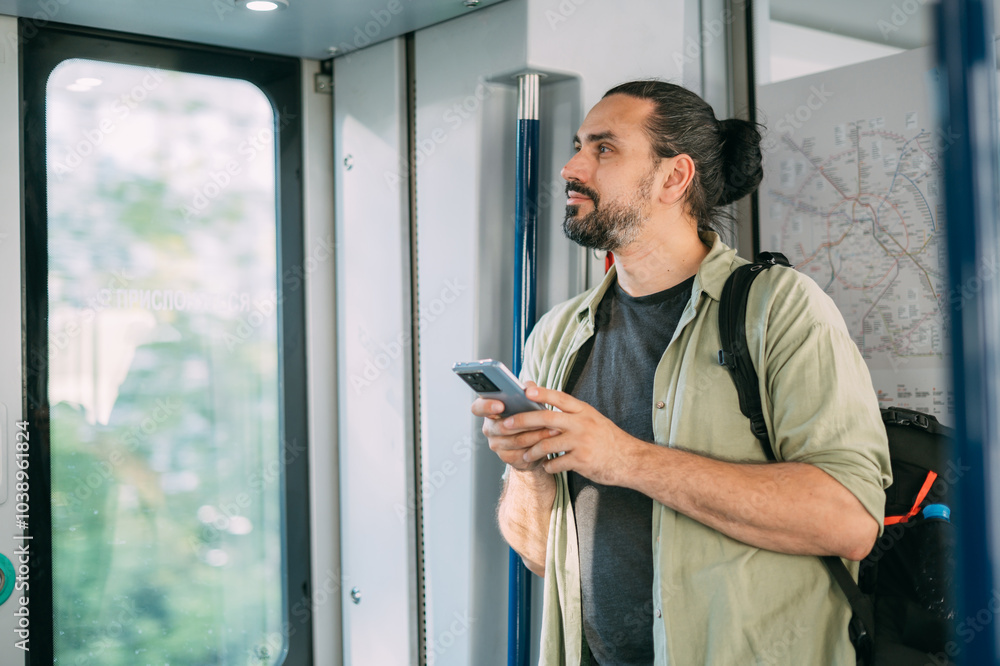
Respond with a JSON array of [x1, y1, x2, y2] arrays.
[[758, 47, 954, 424]]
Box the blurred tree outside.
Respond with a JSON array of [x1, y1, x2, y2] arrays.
[[47, 60, 284, 666]]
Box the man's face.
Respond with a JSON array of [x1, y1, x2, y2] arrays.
[[560, 94, 662, 252]]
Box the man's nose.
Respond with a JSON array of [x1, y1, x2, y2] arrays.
[[560, 151, 588, 183]]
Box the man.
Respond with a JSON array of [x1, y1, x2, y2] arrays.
[[472, 80, 892, 665]]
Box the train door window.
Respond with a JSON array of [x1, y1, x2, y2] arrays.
[[23, 28, 310, 665]]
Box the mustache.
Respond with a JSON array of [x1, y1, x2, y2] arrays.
[[565, 182, 600, 203]]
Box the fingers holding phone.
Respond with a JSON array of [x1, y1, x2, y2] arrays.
[[483, 420, 559, 471], [457, 361, 556, 470], [454, 359, 544, 418]]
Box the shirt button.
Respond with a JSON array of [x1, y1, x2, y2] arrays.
[[656, 609, 662, 618], [656, 401, 665, 409]]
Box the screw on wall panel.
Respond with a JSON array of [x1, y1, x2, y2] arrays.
[[464, 0, 480, 6], [350, 587, 362, 604], [344, 155, 354, 171], [314, 72, 332, 94]]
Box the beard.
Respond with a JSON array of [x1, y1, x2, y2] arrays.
[[562, 168, 655, 252]]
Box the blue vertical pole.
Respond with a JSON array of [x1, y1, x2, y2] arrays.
[[936, 1, 1000, 664], [509, 72, 540, 666]]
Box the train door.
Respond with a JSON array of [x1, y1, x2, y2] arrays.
[[18, 26, 312, 665]]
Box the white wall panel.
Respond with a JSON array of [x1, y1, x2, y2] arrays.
[[414, 4, 528, 663], [333, 38, 418, 666]]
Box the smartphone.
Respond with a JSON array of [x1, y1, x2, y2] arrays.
[[452, 359, 544, 418]]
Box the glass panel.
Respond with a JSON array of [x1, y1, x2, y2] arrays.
[[46, 59, 284, 665], [753, 2, 953, 424], [760, 0, 931, 84]]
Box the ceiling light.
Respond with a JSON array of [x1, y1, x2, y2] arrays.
[[66, 78, 103, 92], [243, 0, 288, 11]]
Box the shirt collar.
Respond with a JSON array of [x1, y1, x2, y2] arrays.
[[573, 231, 739, 324], [692, 230, 740, 302]]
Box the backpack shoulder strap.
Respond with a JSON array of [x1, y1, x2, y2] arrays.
[[717, 251, 790, 461]]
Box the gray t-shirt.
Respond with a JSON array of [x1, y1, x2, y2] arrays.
[[565, 275, 694, 666]]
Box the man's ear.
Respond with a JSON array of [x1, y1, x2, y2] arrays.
[[658, 154, 696, 206]]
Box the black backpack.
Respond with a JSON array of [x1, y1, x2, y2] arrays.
[[717, 252, 957, 665]]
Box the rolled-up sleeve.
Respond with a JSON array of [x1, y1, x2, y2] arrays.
[[757, 271, 893, 533]]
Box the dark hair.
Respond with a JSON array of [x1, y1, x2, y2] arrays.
[[603, 80, 763, 234]]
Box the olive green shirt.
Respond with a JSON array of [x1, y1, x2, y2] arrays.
[[521, 232, 892, 665]]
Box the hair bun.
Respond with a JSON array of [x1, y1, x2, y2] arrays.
[[716, 118, 763, 205]]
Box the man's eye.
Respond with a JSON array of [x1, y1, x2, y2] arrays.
[[598, 145, 611, 154]]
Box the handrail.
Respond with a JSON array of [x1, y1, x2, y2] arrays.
[[508, 72, 540, 666]]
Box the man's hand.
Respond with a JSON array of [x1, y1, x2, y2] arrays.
[[472, 381, 560, 472], [513, 385, 645, 486], [473, 380, 559, 575]]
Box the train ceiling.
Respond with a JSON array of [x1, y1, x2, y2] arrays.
[[0, 0, 507, 60], [3, 1, 985, 70]]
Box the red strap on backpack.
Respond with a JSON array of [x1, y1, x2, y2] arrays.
[[884, 471, 938, 525]]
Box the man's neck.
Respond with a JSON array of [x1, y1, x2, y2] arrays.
[[612, 222, 710, 297]]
